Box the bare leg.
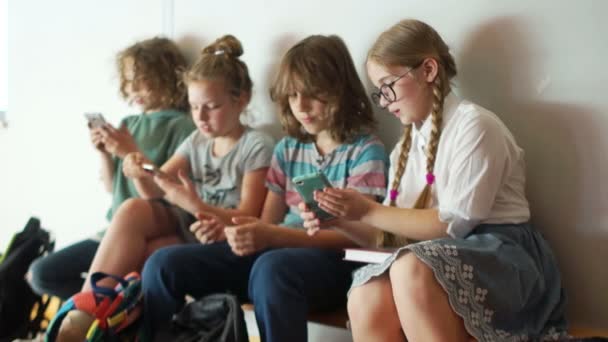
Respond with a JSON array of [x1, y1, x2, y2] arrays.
[[389, 253, 473, 342], [348, 274, 406, 342], [57, 199, 183, 341], [82, 198, 181, 291]]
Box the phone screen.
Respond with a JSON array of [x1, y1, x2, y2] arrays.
[[142, 163, 173, 180], [84, 112, 106, 129], [142, 163, 157, 174], [292, 172, 335, 221]]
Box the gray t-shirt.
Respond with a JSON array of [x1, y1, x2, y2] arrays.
[[175, 128, 274, 208]]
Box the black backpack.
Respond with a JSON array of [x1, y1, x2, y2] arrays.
[[0, 217, 54, 342], [164, 293, 249, 342]]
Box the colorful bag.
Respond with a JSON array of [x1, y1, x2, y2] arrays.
[[45, 272, 145, 342]]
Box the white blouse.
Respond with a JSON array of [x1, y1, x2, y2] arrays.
[[384, 92, 530, 238]]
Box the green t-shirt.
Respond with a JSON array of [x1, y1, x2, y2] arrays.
[[106, 109, 195, 220]]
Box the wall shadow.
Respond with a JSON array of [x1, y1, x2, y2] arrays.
[[457, 16, 608, 328], [255, 33, 302, 139], [176, 34, 207, 65]]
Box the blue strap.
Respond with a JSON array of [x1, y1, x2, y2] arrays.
[[44, 298, 76, 342], [89, 272, 129, 298]]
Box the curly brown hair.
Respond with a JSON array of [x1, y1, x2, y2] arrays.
[[270, 35, 376, 143], [116, 37, 188, 112]]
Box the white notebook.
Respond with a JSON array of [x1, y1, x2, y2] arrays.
[[343, 248, 394, 264]]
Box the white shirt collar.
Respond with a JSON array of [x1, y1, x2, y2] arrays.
[[410, 92, 460, 149]]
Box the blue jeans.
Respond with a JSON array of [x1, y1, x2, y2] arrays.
[[28, 239, 99, 299], [142, 241, 357, 342]]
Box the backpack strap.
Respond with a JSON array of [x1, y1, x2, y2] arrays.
[[89, 272, 127, 298]]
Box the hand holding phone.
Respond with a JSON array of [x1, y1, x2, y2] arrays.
[[84, 112, 107, 129], [86, 112, 107, 151], [292, 172, 335, 222], [141, 162, 176, 183], [142, 163, 165, 177]]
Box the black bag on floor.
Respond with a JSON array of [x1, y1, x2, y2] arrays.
[[167, 293, 249, 342], [0, 217, 54, 342]]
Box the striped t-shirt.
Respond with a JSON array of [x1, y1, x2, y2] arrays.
[[266, 134, 389, 227]]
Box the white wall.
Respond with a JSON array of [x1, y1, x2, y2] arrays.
[[2, 0, 607, 336], [0, 0, 7, 112], [1, 0, 165, 246]]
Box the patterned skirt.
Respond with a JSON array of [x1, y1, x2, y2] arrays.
[[350, 223, 569, 341]]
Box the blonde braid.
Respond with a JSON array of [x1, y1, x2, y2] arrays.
[[427, 77, 444, 171], [389, 125, 413, 206], [380, 78, 445, 248], [379, 125, 412, 247], [412, 76, 444, 209]]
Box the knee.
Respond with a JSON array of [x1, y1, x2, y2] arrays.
[[116, 198, 150, 216], [27, 257, 48, 294], [248, 252, 294, 303], [112, 198, 151, 222], [27, 254, 64, 295], [108, 198, 152, 233], [142, 248, 173, 281], [143, 248, 184, 301], [347, 279, 399, 330], [389, 253, 436, 308], [347, 286, 377, 327]]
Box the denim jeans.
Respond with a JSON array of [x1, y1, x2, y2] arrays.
[[142, 241, 357, 342], [28, 239, 99, 299]]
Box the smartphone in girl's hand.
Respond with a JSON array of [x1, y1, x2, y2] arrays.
[[84, 112, 106, 129], [142, 163, 162, 176], [292, 172, 335, 221]]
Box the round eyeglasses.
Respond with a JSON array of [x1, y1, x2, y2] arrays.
[[370, 62, 423, 109]]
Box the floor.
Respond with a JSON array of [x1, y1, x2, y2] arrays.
[[244, 310, 353, 342]]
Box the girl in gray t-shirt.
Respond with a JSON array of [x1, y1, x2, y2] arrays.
[[171, 128, 274, 242], [56, 35, 274, 340]]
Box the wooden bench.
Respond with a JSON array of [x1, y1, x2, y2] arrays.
[[569, 326, 608, 339]]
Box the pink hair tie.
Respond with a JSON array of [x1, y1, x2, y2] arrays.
[[389, 189, 399, 201], [426, 173, 435, 185]]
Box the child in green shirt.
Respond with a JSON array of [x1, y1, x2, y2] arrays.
[[27, 36, 195, 300]]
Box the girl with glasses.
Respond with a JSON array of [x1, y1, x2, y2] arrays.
[[301, 19, 568, 341]]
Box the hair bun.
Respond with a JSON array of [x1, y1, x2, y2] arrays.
[[202, 34, 244, 58]]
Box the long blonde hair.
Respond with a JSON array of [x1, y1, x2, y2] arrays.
[[368, 19, 457, 247]]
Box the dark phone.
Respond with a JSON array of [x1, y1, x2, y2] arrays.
[[292, 172, 335, 221]]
